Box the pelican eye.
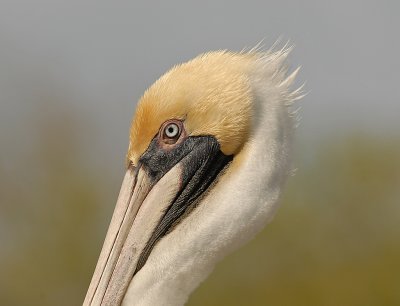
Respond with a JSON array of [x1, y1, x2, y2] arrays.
[[165, 123, 179, 138], [160, 120, 183, 145]]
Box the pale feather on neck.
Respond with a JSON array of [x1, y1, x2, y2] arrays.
[[122, 48, 301, 306]]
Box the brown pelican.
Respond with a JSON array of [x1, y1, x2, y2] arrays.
[[83, 46, 302, 306]]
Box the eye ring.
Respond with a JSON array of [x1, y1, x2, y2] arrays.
[[160, 120, 184, 145]]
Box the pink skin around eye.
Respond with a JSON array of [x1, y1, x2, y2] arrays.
[[158, 119, 187, 150]]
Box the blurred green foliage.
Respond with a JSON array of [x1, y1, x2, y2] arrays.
[[0, 111, 399, 306], [189, 136, 400, 306]]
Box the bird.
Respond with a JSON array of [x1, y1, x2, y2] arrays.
[[83, 45, 303, 306]]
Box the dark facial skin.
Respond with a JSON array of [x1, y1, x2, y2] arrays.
[[133, 120, 233, 274]]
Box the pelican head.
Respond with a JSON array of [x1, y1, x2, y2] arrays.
[[84, 47, 302, 306]]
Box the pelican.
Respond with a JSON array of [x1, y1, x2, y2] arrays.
[[83, 46, 302, 306]]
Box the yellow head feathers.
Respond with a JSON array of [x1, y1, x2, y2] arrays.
[[128, 51, 257, 165]]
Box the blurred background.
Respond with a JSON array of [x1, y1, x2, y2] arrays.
[[1, 1, 399, 305]]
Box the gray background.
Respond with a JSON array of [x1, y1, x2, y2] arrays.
[[1, 0, 399, 175], [1, 1, 399, 305]]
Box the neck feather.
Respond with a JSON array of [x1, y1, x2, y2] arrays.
[[122, 50, 300, 306]]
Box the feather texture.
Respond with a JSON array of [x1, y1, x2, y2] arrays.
[[123, 46, 302, 305]]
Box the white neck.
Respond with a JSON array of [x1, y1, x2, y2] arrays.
[[122, 51, 298, 306]]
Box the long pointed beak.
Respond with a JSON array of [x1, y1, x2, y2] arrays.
[[83, 135, 233, 306], [83, 163, 183, 305]]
